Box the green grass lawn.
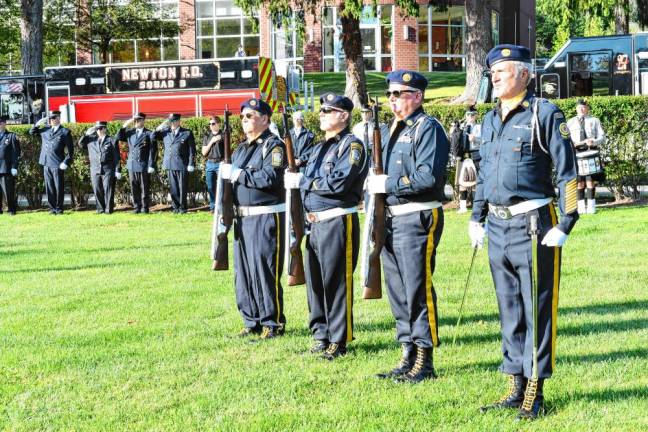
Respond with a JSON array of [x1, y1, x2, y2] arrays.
[[1, 204, 647, 430], [305, 71, 466, 102]]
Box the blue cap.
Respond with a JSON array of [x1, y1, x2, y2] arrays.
[[94, 121, 108, 128], [386, 70, 428, 91], [486, 44, 532, 68], [167, 113, 181, 121], [240, 98, 273, 116], [320, 92, 354, 112]]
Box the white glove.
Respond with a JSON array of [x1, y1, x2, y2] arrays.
[[155, 120, 170, 132], [115, 171, 122, 180], [187, 165, 195, 172], [123, 118, 134, 128], [230, 167, 243, 183], [468, 220, 486, 249], [59, 162, 68, 170], [85, 126, 96, 136], [147, 166, 155, 174], [541, 227, 568, 247], [284, 171, 303, 189], [367, 174, 388, 194], [35, 117, 47, 127], [11, 168, 18, 176], [220, 163, 232, 180]]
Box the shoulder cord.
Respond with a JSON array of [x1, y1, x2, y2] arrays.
[[531, 99, 550, 155]]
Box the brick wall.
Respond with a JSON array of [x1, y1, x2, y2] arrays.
[[259, 7, 272, 58], [179, 0, 196, 60]]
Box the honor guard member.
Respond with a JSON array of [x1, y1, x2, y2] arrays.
[[153, 113, 196, 213], [220, 98, 287, 339], [79, 121, 122, 214], [30, 110, 74, 215], [455, 107, 482, 213], [116, 113, 156, 213], [202, 115, 224, 212], [367, 70, 449, 383], [469, 45, 579, 420], [0, 115, 21, 215], [566, 99, 606, 214], [284, 93, 368, 360], [289, 111, 315, 171]]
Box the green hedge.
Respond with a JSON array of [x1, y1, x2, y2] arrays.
[[7, 95, 648, 209]]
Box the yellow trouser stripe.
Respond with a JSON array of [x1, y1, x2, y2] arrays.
[[345, 214, 353, 343], [274, 213, 281, 324], [548, 205, 560, 369], [425, 208, 440, 347]]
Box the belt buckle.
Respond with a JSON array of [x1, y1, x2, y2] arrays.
[[306, 213, 318, 223], [496, 206, 512, 219]]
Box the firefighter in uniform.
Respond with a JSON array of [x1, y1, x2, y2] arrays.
[[79, 121, 122, 214], [469, 45, 579, 420], [30, 110, 74, 215], [367, 70, 449, 383], [566, 99, 606, 214], [284, 93, 368, 360], [0, 115, 21, 215], [289, 110, 315, 171], [453, 107, 481, 213], [153, 113, 196, 213], [116, 113, 156, 213], [202, 115, 224, 212], [220, 99, 287, 339]]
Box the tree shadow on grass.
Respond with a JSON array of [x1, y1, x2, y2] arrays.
[[551, 386, 647, 410], [1, 262, 128, 274]]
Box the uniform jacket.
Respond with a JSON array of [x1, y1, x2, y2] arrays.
[[300, 128, 368, 212], [566, 115, 605, 149], [79, 134, 121, 172], [115, 127, 156, 172], [0, 129, 21, 173], [30, 124, 74, 168], [471, 91, 579, 234], [381, 107, 449, 206], [290, 127, 315, 165], [153, 127, 196, 171], [231, 128, 286, 207]]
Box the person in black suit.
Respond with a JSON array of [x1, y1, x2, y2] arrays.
[[0, 115, 21, 215]]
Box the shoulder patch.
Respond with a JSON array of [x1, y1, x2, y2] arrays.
[[271, 146, 284, 167], [559, 122, 570, 139], [349, 142, 363, 166]]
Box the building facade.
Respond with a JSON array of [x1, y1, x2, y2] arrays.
[[59, 1, 535, 73]]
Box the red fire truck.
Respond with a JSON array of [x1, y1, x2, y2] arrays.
[[39, 58, 259, 123]]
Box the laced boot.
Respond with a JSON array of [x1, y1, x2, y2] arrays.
[[310, 340, 329, 354], [321, 342, 347, 360], [480, 374, 527, 412], [395, 346, 437, 383], [517, 378, 546, 420], [376, 343, 416, 379], [238, 327, 261, 338], [260, 326, 278, 339]]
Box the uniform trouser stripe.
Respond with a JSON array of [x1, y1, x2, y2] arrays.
[[274, 213, 281, 324], [548, 204, 561, 370], [425, 208, 440, 347], [345, 214, 354, 343]]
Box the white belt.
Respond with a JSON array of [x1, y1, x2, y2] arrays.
[[489, 197, 553, 219], [388, 201, 442, 217], [236, 203, 286, 217], [306, 206, 357, 223]]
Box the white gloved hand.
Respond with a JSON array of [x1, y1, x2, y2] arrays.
[[155, 120, 170, 132], [468, 220, 486, 249], [11, 168, 18, 176], [187, 165, 195, 172], [115, 171, 122, 180], [123, 118, 134, 128], [230, 167, 243, 183], [35, 117, 48, 127], [284, 171, 303, 189], [367, 174, 388, 194], [85, 126, 96, 136], [541, 227, 568, 247], [59, 162, 68, 170], [147, 166, 155, 174], [220, 163, 233, 180]]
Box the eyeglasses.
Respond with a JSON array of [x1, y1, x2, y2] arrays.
[[319, 107, 344, 114], [240, 113, 259, 120], [209, 122, 218, 125], [385, 90, 418, 99], [96, 126, 105, 130]]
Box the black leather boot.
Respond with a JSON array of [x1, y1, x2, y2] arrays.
[[517, 378, 546, 420], [376, 343, 416, 379], [480, 374, 527, 412], [395, 346, 437, 383]]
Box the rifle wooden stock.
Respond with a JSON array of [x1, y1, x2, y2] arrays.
[[362, 101, 386, 299], [283, 113, 306, 286], [211, 109, 234, 270]]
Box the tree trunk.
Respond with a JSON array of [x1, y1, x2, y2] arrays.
[[340, 12, 368, 108], [614, 1, 629, 34], [20, 0, 44, 74], [452, 0, 493, 104]]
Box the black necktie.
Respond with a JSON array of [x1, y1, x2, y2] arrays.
[[579, 117, 586, 141]]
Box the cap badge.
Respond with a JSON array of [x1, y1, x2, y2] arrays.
[[402, 73, 412, 82], [249, 99, 257, 107], [326, 94, 335, 102], [501, 48, 511, 57]]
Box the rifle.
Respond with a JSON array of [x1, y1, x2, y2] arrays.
[[282, 111, 306, 286], [360, 96, 385, 299], [211, 107, 234, 270]]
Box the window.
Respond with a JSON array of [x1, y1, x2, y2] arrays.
[[569, 52, 611, 96], [44, 1, 77, 66], [272, 11, 304, 66], [196, 0, 260, 59], [419, 2, 465, 72]]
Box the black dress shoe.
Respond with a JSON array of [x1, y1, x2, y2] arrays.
[[310, 340, 329, 353], [321, 343, 347, 360], [142, 208, 150, 214], [480, 375, 527, 412], [132, 208, 141, 214], [376, 343, 416, 379], [394, 346, 437, 383], [517, 379, 546, 420]]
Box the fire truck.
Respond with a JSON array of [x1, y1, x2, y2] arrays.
[[0, 58, 260, 124], [477, 32, 648, 102]]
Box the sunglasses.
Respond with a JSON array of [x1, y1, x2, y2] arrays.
[[385, 89, 418, 99], [96, 126, 106, 130], [319, 107, 344, 114], [240, 112, 260, 120], [209, 122, 218, 125]]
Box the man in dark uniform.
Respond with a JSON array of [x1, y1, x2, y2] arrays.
[[220, 99, 287, 339], [0, 115, 21, 215], [30, 110, 74, 215], [116, 113, 156, 213], [469, 45, 579, 420], [79, 121, 121, 214], [153, 113, 196, 214], [367, 70, 449, 383], [201, 115, 224, 212], [289, 111, 315, 171], [284, 93, 368, 360]]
